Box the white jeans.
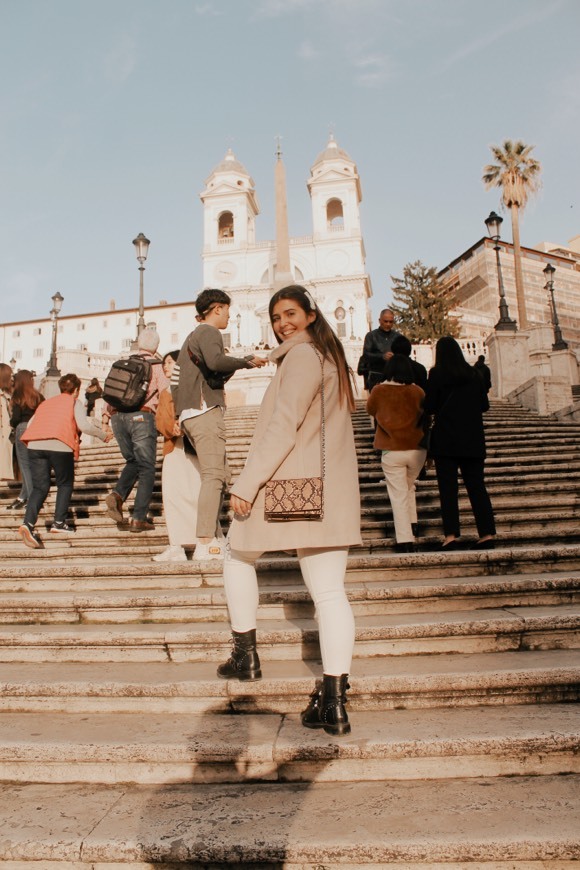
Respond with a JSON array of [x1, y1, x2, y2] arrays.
[[223, 545, 355, 676], [161, 438, 202, 546], [381, 448, 426, 543]]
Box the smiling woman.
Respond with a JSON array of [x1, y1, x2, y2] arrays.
[[219, 284, 362, 737]]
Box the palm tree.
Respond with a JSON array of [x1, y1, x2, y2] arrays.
[[482, 140, 541, 329]]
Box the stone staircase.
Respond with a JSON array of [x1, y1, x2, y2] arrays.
[[0, 399, 578, 867]]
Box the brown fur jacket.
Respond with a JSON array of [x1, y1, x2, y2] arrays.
[[366, 382, 425, 451]]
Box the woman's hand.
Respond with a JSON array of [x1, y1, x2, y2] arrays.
[[230, 494, 252, 517]]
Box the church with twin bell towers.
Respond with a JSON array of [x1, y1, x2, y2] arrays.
[[199, 135, 373, 359]]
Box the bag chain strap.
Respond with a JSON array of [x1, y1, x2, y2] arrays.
[[311, 347, 325, 482]]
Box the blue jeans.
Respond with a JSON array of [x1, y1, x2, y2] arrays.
[[24, 449, 75, 528], [111, 411, 158, 521], [14, 421, 33, 501]]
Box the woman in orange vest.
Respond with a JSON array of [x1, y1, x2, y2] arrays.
[[19, 373, 112, 549]]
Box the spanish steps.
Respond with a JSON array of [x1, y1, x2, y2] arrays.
[[0, 399, 578, 867]]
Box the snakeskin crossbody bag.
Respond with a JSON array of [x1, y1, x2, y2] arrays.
[[264, 347, 325, 522]]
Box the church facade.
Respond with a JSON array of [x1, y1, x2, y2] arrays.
[[199, 136, 372, 355], [0, 136, 373, 402]]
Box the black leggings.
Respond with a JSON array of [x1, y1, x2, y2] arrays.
[[434, 456, 496, 538]]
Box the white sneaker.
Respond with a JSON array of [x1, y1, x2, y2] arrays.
[[194, 538, 224, 562], [152, 545, 187, 563]]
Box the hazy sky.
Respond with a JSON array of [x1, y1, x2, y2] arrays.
[[1, 0, 579, 327]]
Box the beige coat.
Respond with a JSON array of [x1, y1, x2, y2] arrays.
[[229, 331, 362, 552], [0, 392, 14, 481]]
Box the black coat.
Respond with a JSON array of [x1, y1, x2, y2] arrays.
[[424, 368, 489, 459]]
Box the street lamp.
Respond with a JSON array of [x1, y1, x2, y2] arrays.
[[348, 306, 355, 340], [543, 263, 568, 351], [46, 291, 64, 377], [485, 211, 517, 331], [132, 232, 150, 340], [236, 313, 242, 347]]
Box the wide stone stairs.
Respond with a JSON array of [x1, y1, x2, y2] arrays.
[[0, 400, 578, 866]]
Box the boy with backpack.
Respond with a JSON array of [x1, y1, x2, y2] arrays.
[[102, 327, 169, 532], [172, 288, 266, 561]]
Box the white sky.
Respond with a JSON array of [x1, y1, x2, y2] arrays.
[[1, 0, 579, 327]]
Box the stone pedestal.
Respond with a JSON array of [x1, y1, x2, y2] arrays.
[[40, 375, 61, 398], [551, 348, 579, 384], [485, 331, 530, 399]]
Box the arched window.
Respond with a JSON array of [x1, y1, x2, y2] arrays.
[[218, 211, 234, 239], [326, 198, 344, 228]]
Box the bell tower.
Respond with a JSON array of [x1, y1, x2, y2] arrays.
[[200, 148, 260, 288], [307, 134, 363, 253], [306, 134, 371, 341]]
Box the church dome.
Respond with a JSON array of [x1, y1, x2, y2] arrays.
[[311, 134, 354, 168], [208, 148, 253, 182]]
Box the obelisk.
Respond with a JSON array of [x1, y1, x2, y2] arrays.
[[273, 137, 294, 293]]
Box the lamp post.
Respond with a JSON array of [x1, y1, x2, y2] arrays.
[[543, 263, 568, 351], [485, 211, 517, 331], [236, 313, 242, 347], [348, 306, 355, 340], [132, 232, 150, 341], [46, 291, 64, 377]]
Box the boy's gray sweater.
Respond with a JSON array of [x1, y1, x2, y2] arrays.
[[171, 323, 253, 414]]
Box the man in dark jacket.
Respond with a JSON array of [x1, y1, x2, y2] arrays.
[[172, 288, 266, 561], [360, 309, 401, 391]]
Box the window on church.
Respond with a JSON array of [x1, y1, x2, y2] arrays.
[[218, 211, 234, 240], [327, 198, 344, 228]]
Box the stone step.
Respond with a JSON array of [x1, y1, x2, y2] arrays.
[[0, 604, 577, 662], [2, 774, 578, 866], [0, 572, 577, 622], [0, 649, 577, 713], [0, 704, 577, 785], [5, 497, 576, 528], [2, 544, 580, 584]]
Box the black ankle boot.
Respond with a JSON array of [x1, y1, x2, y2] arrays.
[[216, 629, 262, 681], [301, 674, 351, 736]]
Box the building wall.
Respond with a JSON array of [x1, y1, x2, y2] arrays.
[[439, 237, 580, 349]]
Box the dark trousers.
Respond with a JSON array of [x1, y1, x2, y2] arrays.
[[434, 456, 496, 538], [14, 421, 33, 501], [24, 449, 75, 528]]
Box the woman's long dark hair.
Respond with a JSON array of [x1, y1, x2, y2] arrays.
[[433, 336, 475, 385], [269, 285, 356, 411], [11, 370, 43, 410], [0, 363, 12, 393], [384, 354, 414, 385]]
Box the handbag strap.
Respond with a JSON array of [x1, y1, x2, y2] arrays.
[[311, 347, 326, 481]]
